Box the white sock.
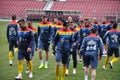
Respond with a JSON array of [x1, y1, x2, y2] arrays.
[[40, 60, 43, 64], [84, 75, 88, 80], [45, 61, 48, 66], [18, 73, 22, 77]]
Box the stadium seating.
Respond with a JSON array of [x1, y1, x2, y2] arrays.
[[0, 0, 46, 18], [51, 0, 120, 19], [0, 0, 120, 20]]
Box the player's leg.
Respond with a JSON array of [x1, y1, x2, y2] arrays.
[[26, 47, 35, 73], [25, 52, 33, 78], [103, 43, 107, 56], [91, 68, 96, 80], [65, 52, 71, 76], [77, 45, 82, 63], [109, 48, 119, 69], [38, 40, 44, 68], [61, 52, 69, 80], [72, 49, 77, 74], [84, 66, 89, 80], [15, 50, 24, 80], [14, 40, 18, 52], [9, 40, 14, 66], [84, 54, 90, 80], [44, 43, 50, 68], [103, 48, 112, 70], [90, 54, 98, 80], [56, 51, 62, 80]]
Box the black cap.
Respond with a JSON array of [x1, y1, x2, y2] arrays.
[[63, 20, 69, 27]]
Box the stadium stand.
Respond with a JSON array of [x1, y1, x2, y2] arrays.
[[51, 0, 120, 19], [0, 0, 120, 21], [0, 0, 46, 18]]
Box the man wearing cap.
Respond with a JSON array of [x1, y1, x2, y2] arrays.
[[53, 21, 73, 80]]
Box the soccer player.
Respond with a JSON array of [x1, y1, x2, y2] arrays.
[[80, 28, 103, 80], [6, 15, 18, 66], [91, 17, 99, 34], [66, 21, 78, 75], [68, 16, 73, 23], [98, 17, 111, 56], [38, 15, 54, 69], [76, 20, 84, 31], [27, 20, 38, 52], [75, 20, 84, 63], [78, 19, 93, 64], [15, 19, 34, 79], [102, 23, 120, 70], [53, 21, 73, 80], [52, 18, 63, 43], [25, 20, 38, 73]]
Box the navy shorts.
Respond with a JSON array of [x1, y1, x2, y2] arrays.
[[107, 48, 119, 57], [18, 49, 32, 61], [84, 52, 98, 68], [38, 40, 50, 51], [56, 51, 69, 64], [9, 40, 18, 51]]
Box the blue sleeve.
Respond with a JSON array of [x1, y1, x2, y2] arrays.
[[53, 32, 59, 47], [52, 26, 56, 43], [80, 38, 86, 55], [6, 25, 9, 42], [99, 38, 103, 58], [29, 31, 35, 49], [34, 32, 38, 48], [49, 25, 54, 41], [97, 25, 100, 36], [103, 31, 109, 44], [37, 26, 41, 38], [70, 33, 75, 51], [77, 30, 81, 45]]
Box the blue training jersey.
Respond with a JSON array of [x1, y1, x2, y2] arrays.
[[78, 26, 92, 46], [54, 28, 73, 52], [104, 28, 120, 48], [6, 21, 18, 41], [18, 27, 35, 50], [38, 22, 54, 41], [80, 34, 103, 57], [98, 23, 111, 38]]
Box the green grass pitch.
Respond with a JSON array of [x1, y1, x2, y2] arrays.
[[0, 21, 120, 80]]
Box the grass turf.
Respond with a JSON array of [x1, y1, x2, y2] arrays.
[[0, 21, 120, 80]]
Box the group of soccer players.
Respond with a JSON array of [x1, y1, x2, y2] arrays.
[[6, 15, 120, 80]]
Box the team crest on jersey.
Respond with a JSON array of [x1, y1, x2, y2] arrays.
[[87, 40, 96, 45]]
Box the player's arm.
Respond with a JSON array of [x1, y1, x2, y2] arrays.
[[52, 31, 59, 55], [37, 26, 41, 38], [6, 25, 9, 42], [77, 30, 82, 48], [99, 38, 104, 59], [103, 31, 109, 44], [80, 38, 86, 55], [28, 31, 35, 51], [49, 25, 54, 42], [34, 31, 38, 49]]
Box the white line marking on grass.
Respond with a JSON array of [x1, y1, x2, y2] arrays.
[[37, 70, 54, 80]]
